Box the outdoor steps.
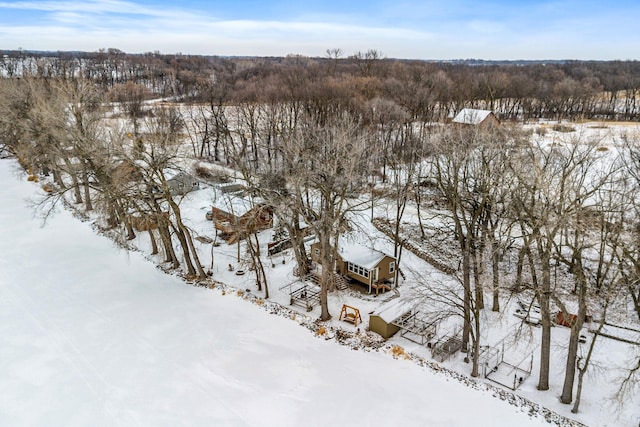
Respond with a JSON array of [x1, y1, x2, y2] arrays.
[[306, 271, 349, 291], [334, 274, 348, 290]]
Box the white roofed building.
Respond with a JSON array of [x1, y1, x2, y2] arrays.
[[310, 240, 397, 294], [452, 108, 500, 127]]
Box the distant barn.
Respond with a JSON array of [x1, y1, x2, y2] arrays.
[[452, 108, 500, 127]]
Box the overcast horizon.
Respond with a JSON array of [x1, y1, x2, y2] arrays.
[[0, 0, 638, 61]]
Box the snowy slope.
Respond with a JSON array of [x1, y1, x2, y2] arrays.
[[0, 158, 552, 426]]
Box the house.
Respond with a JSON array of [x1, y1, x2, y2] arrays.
[[166, 171, 200, 196], [310, 240, 396, 294], [210, 194, 273, 243], [452, 108, 500, 127]]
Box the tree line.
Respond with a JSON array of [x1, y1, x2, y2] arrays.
[[2, 49, 640, 121]]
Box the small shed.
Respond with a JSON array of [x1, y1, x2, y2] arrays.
[[452, 108, 500, 127], [369, 298, 414, 339]]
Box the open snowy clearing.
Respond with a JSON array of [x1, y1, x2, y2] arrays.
[[0, 158, 553, 426]]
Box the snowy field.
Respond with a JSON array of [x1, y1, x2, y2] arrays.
[[0, 158, 554, 426]]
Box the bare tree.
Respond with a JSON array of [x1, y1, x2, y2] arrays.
[[297, 116, 372, 320]]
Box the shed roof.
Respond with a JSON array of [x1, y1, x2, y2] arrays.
[[371, 298, 416, 323], [452, 108, 494, 125]]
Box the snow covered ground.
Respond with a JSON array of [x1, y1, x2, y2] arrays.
[[2, 119, 639, 427], [0, 158, 555, 426]]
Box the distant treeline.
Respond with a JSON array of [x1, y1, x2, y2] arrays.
[[2, 48, 639, 121]]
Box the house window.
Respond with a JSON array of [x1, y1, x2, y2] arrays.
[[348, 262, 369, 278], [314, 248, 320, 257], [389, 261, 395, 274]]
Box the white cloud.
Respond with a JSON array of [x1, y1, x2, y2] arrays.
[[0, 0, 202, 21]]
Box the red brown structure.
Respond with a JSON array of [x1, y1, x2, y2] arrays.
[[210, 196, 273, 244]]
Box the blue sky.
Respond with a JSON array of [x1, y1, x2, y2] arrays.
[[0, 0, 638, 59]]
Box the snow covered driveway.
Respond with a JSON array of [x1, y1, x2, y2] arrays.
[[0, 158, 549, 426]]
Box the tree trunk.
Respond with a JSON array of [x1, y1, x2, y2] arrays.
[[183, 222, 207, 279], [538, 248, 552, 391], [165, 188, 207, 279], [148, 229, 158, 255], [462, 240, 472, 354], [158, 222, 179, 267], [572, 365, 585, 413], [114, 202, 136, 240], [172, 223, 197, 277], [561, 328, 580, 404], [81, 164, 92, 211], [318, 226, 333, 321], [515, 245, 525, 292], [250, 233, 269, 298], [472, 249, 485, 310], [561, 253, 588, 404], [414, 187, 426, 239], [491, 240, 500, 312], [471, 301, 481, 377]]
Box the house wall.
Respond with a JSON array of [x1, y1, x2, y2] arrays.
[[480, 114, 500, 127], [376, 256, 396, 282]]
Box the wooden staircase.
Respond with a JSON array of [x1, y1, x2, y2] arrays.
[[305, 271, 349, 291], [333, 274, 349, 290]]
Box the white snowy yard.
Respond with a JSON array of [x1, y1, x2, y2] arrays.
[[0, 158, 553, 426]]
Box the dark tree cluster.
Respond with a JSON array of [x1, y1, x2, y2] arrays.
[[2, 49, 640, 121]]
